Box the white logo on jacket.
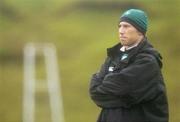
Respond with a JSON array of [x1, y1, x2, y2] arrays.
[[108, 66, 114, 72]]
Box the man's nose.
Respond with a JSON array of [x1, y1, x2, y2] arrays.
[[119, 27, 124, 35]]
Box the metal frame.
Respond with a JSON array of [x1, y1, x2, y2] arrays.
[[23, 43, 65, 122]]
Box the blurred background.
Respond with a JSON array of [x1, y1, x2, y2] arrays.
[[0, 0, 180, 122]]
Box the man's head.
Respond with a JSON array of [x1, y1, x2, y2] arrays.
[[118, 9, 148, 47]]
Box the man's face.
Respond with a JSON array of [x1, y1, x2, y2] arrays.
[[118, 21, 142, 47]]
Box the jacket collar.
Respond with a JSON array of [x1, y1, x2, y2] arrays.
[[107, 37, 163, 68], [107, 37, 147, 59]]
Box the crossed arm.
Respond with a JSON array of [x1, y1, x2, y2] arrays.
[[89, 54, 160, 108]]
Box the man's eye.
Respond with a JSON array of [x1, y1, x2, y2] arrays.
[[124, 25, 129, 28]]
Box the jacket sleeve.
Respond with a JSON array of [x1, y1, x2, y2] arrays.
[[90, 54, 161, 106]]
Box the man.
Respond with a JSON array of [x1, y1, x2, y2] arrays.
[[89, 9, 169, 122]]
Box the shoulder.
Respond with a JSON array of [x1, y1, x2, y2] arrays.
[[131, 39, 163, 68], [136, 52, 156, 61], [134, 52, 161, 69]]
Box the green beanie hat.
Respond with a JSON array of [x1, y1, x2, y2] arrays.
[[120, 9, 148, 35]]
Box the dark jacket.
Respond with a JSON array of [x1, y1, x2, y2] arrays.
[[89, 38, 169, 122]]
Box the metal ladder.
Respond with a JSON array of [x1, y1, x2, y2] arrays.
[[23, 43, 65, 122]]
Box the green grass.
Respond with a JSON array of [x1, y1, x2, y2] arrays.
[[0, 0, 180, 122]]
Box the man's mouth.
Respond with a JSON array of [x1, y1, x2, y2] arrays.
[[120, 36, 126, 39]]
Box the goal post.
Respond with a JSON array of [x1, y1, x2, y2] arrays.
[[23, 43, 65, 122]]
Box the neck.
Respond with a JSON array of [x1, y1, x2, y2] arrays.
[[125, 36, 144, 49]]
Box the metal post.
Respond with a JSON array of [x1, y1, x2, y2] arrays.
[[23, 43, 65, 122]]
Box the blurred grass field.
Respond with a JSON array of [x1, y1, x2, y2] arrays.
[[0, 0, 180, 122]]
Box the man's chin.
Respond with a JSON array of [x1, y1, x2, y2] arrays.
[[120, 40, 127, 46]]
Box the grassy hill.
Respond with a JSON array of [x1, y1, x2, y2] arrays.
[[0, 0, 180, 122]]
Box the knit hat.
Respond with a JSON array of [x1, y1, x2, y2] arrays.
[[120, 9, 148, 35]]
